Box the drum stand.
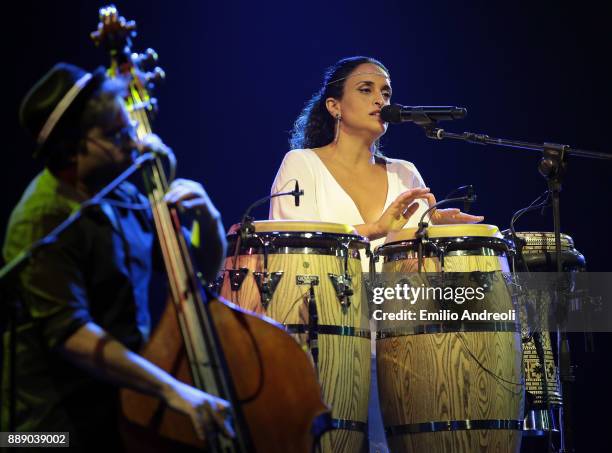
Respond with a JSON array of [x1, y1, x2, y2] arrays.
[[418, 121, 612, 453], [307, 284, 320, 371], [538, 144, 573, 453]]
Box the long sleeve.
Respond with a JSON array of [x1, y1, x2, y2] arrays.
[[269, 150, 320, 221]]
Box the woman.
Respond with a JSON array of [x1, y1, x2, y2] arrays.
[[269, 56, 482, 257], [268, 56, 483, 453]]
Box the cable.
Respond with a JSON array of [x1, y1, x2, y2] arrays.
[[508, 190, 551, 273], [443, 184, 473, 200], [454, 331, 525, 395]]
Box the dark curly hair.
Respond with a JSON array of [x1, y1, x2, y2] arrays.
[[290, 56, 389, 150]]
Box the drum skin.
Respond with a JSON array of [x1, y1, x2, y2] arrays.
[[220, 221, 371, 453], [376, 225, 524, 453]]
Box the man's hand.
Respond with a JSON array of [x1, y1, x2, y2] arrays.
[[162, 380, 235, 441], [165, 178, 221, 219], [60, 323, 234, 442]]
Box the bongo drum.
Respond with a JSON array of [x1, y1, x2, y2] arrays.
[[218, 220, 371, 453], [374, 224, 524, 453], [504, 231, 585, 437]]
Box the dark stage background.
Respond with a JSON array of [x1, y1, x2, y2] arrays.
[[2, 1, 611, 450]]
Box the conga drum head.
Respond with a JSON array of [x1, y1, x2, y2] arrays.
[[377, 224, 511, 273], [385, 223, 505, 243], [221, 220, 371, 453], [227, 220, 368, 250], [234, 219, 360, 234]]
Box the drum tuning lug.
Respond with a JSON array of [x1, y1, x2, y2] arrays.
[[227, 268, 249, 291], [253, 271, 283, 309], [206, 272, 224, 293], [328, 273, 353, 308]]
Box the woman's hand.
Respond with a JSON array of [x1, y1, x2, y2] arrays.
[[361, 187, 431, 240], [425, 193, 484, 224]]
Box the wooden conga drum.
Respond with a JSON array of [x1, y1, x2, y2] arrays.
[[218, 221, 371, 453], [374, 224, 524, 452]]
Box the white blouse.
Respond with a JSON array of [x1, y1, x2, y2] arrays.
[[269, 149, 430, 271]]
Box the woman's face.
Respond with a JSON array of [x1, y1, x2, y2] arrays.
[[331, 63, 392, 141]]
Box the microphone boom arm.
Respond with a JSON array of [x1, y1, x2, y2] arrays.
[[239, 186, 304, 241], [423, 126, 612, 160]]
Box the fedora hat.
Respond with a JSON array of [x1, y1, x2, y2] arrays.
[[19, 62, 106, 157]]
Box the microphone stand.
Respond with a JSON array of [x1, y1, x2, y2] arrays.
[[422, 124, 612, 453]]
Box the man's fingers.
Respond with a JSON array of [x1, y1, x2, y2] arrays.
[[165, 179, 206, 204], [205, 401, 235, 439], [165, 187, 190, 203], [165, 187, 200, 204], [193, 407, 209, 441], [181, 198, 205, 210], [214, 407, 235, 439]]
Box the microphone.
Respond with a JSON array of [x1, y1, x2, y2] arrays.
[[464, 185, 475, 213], [381, 104, 467, 125], [239, 182, 305, 242], [293, 180, 302, 207]]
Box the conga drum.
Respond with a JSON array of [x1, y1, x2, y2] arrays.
[[374, 224, 524, 452], [218, 220, 371, 453]]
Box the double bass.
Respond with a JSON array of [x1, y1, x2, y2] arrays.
[[90, 6, 331, 452]]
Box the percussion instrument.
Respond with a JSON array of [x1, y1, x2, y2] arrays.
[[504, 231, 585, 437], [375, 224, 524, 452], [506, 231, 585, 273], [219, 220, 371, 453]]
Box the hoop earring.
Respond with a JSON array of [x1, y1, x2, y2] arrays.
[[334, 113, 342, 144]]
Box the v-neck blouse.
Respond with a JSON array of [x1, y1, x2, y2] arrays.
[[269, 149, 429, 269]]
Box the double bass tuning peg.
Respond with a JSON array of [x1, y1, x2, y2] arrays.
[[146, 67, 166, 86], [132, 48, 159, 69], [148, 98, 159, 115], [90, 5, 137, 47]]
